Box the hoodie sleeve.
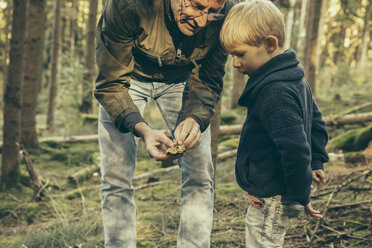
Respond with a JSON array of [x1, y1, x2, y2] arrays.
[[311, 100, 329, 170], [260, 89, 312, 206], [94, 0, 145, 134], [183, 39, 227, 132]]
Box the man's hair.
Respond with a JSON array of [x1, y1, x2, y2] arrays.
[[220, 0, 285, 52]]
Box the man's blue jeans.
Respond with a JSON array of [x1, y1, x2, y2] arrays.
[[98, 79, 214, 248]]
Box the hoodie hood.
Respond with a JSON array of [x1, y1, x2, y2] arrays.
[[238, 49, 305, 107]]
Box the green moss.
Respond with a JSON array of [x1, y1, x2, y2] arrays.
[[219, 137, 240, 149], [344, 152, 366, 164], [329, 124, 372, 152], [220, 113, 237, 125]]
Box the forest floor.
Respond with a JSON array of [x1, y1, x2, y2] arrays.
[[0, 140, 371, 248], [1, 94, 372, 248]]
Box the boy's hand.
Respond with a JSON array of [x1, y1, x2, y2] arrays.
[[312, 169, 326, 183], [305, 202, 323, 220]]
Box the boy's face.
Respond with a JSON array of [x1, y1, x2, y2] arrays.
[[230, 43, 273, 76]]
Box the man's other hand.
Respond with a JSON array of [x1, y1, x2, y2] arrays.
[[312, 169, 326, 183], [134, 122, 175, 161], [174, 117, 202, 150]]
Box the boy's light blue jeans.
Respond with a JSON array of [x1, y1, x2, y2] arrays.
[[98, 79, 214, 248], [245, 195, 304, 248]]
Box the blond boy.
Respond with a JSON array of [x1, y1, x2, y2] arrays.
[[220, 1, 329, 247]]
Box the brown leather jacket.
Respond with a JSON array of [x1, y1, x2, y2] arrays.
[[95, 0, 235, 133]]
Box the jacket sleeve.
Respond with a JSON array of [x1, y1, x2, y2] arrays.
[[183, 38, 228, 132], [311, 100, 329, 170], [260, 90, 312, 206], [94, 0, 145, 134]]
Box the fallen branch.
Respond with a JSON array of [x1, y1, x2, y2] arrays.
[[218, 149, 237, 161], [325, 112, 372, 126], [321, 224, 372, 242], [134, 165, 179, 181], [310, 169, 372, 242], [19, 144, 47, 200], [327, 200, 372, 211], [135, 181, 162, 191], [67, 165, 100, 185]]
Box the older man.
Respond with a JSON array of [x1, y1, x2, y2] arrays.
[[95, 0, 235, 247]]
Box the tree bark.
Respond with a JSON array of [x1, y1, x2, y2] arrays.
[[302, 0, 323, 95], [231, 68, 245, 108], [284, 0, 296, 50], [69, 0, 77, 57], [357, 2, 371, 71], [47, 0, 63, 130], [2, 3, 12, 87], [211, 98, 222, 183], [22, 0, 47, 149], [80, 0, 98, 113], [1, 0, 28, 189], [295, 0, 307, 54]]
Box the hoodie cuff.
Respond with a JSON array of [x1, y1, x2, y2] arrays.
[[311, 153, 325, 170], [119, 112, 146, 136]]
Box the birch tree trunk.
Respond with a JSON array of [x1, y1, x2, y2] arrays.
[[69, 0, 77, 57], [47, 0, 63, 130], [2, 3, 11, 94], [231, 68, 245, 108], [358, 2, 371, 71], [284, 0, 296, 50], [211, 99, 222, 184], [302, 0, 323, 94], [80, 0, 98, 113], [295, 0, 307, 54], [22, 0, 47, 149], [1, 0, 28, 188]]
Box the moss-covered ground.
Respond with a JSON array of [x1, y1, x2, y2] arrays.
[[1, 78, 372, 247], [0, 137, 371, 247]]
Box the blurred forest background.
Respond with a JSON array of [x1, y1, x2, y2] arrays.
[[0, 0, 371, 247]]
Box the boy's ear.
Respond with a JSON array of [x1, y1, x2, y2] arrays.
[[264, 36, 279, 53]]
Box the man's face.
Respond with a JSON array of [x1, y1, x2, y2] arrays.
[[171, 0, 225, 36]]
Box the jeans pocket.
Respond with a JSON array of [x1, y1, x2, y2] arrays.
[[282, 203, 304, 219]]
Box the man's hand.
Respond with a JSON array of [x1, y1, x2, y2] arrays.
[[174, 117, 202, 150], [134, 122, 175, 161], [305, 202, 323, 220], [313, 169, 326, 183]]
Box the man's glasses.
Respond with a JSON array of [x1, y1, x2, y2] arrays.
[[182, 0, 225, 21]]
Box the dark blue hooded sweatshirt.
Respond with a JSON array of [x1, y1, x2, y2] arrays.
[[235, 49, 329, 206]]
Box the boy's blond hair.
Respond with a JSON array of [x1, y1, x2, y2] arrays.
[[220, 0, 285, 52]]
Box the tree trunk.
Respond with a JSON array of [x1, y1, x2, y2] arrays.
[[47, 0, 63, 130], [284, 0, 296, 50], [1, 2, 12, 100], [295, 0, 307, 54], [302, 0, 323, 95], [22, 0, 47, 149], [80, 0, 98, 113], [357, 2, 371, 71], [211, 98, 222, 184], [69, 0, 77, 57], [231, 68, 245, 108], [1, 0, 28, 189]]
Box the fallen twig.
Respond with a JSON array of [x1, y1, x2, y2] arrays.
[[321, 224, 372, 242], [18, 144, 47, 200], [328, 200, 372, 211]]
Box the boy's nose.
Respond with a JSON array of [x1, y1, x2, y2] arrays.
[[232, 57, 240, 68]]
